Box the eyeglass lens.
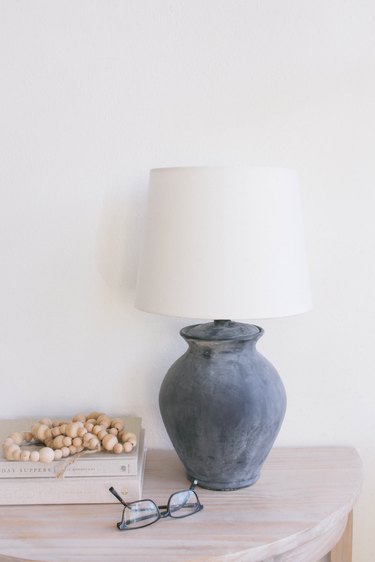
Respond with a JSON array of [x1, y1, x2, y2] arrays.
[[123, 500, 159, 529], [168, 490, 200, 518]]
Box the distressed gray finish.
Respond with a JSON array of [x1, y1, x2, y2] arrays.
[[159, 320, 287, 490]]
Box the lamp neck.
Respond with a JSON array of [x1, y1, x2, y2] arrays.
[[180, 321, 263, 342], [214, 319, 232, 327]]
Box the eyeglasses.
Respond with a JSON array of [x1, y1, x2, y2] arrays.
[[109, 480, 203, 530]]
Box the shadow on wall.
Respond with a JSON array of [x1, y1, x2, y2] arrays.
[[95, 185, 146, 294]]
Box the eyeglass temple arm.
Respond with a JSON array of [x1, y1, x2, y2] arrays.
[[189, 479, 198, 491], [109, 486, 128, 506]]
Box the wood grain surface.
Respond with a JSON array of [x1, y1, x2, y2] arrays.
[[0, 447, 362, 562]]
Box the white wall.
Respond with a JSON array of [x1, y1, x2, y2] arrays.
[[0, 1, 373, 559]]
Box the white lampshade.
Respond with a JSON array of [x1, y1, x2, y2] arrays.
[[135, 167, 312, 320]]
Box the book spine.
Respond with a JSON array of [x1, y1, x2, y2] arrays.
[[0, 456, 138, 478], [0, 471, 145, 505]]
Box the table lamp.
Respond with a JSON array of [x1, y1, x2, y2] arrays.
[[135, 167, 311, 490]]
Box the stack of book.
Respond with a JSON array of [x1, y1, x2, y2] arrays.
[[0, 417, 145, 505]]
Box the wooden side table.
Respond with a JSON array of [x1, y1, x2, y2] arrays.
[[0, 447, 361, 562]]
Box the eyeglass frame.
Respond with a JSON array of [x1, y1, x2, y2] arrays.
[[109, 479, 203, 530]]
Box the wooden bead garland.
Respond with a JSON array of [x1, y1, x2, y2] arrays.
[[2, 412, 137, 463]]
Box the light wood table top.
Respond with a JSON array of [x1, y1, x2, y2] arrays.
[[0, 447, 362, 562]]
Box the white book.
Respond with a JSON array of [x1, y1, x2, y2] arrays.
[[0, 417, 142, 478], [0, 430, 146, 505]]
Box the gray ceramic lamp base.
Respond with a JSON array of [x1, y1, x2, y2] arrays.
[[159, 320, 287, 491]]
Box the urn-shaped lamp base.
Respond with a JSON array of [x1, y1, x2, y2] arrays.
[[159, 320, 287, 490]]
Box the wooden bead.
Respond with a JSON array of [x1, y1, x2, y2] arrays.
[[120, 432, 136, 445], [102, 434, 117, 452], [72, 413, 86, 423], [3, 437, 15, 447], [111, 419, 124, 431], [61, 447, 70, 458], [30, 451, 40, 462], [88, 437, 99, 450], [39, 418, 52, 427], [113, 443, 124, 454], [59, 423, 67, 434], [118, 430, 125, 442], [63, 436, 72, 447], [123, 432, 137, 447], [123, 432, 136, 442], [20, 450, 31, 461], [52, 419, 65, 427], [12, 448, 22, 460], [9, 432, 24, 445], [3, 442, 18, 452], [53, 435, 65, 449], [97, 415, 111, 429], [39, 447, 55, 463], [31, 423, 41, 438], [54, 449, 63, 460], [108, 428, 118, 436], [86, 411, 100, 420], [65, 423, 78, 438], [86, 419, 97, 426], [124, 442, 134, 453], [23, 432, 33, 442], [72, 437, 82, 447], [51, 427, 61, 437], [69, 445, 78, 455], [70, 423, 82, 438], [93, 425, 103, 435], [97, 429, 107, 441], [36, 424, 50, 441], [83, 432, 93, 443], [4, 444, 20, 460], [44, 428, 52, 440], [84, 422, 94, 432], [77, 427, 87, 437]]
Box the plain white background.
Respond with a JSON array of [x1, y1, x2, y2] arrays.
[[0, 1, 373, 559]]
